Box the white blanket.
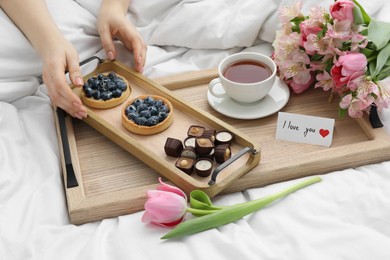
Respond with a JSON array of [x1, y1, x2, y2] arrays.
[[2, 0, 390, 259]]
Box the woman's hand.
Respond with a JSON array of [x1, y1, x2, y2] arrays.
[[0, 0, 87, 119], [97, 0, 147, 73], [40, 36, 87, 119]]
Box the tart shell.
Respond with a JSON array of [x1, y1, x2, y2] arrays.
[[121, 95, 174, 135], [81, 74, 131, 109]]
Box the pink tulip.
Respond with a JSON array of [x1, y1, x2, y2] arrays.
[[330, 0, 354, 22], [142, 178, 187, 227], [331, 53, 367, 90]]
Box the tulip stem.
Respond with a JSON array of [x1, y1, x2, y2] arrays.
[[161, 176, 322, 240], [186, 208, 219, 216], [270, 176, 322, 201]]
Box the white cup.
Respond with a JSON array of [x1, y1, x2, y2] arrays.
[[209, 52, 277, 104]]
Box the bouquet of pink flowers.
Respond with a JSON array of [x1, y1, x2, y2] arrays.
[[272, 0, 390, 119]]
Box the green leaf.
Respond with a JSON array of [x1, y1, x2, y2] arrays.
[[162, 177, 322, 240], [361, 48, 376, 59], [353, 5, 364, 25], [338, 108, 348, 118], [353, 0, 371, 24], [377, 65, 390, 80], [369, 61, 376, 76], [372, 43, 390, 77], [368, 18, 390, 50], [189, 190, 224, 216]]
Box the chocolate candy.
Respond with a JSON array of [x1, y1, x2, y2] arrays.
[[203, 148, 215, 160], [214, 144, 231, 164], [202, 129, 216, 142], [184, 136, 196, 148], [180, 147, 197, 160], [215, 131, 233, 145], [164, 137, 183, 157], [195, 137, 214, 156], [187, 125, 205, 137], [195, 158, 214, 177], [165, 125, 234, 178], [175, 157, 194, 175]]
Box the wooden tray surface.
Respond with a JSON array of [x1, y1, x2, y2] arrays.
[[57, 66, 390, 225]]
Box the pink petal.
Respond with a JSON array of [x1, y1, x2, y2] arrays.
[[156, 178, 187, 200], [143, 190, 187, 223]]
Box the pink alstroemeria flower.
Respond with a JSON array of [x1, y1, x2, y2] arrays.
[[142, 178, 187, 227], [299, 20, 322, 47], [330, 0, 354, 22], [287, 72, 315, 94], [331, 53, 367, 90], [340, 93, 374, 118]]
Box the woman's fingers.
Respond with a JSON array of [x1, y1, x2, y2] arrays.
[[118, 24, 147, 73], [66, 51, 84, 87], [43, 58, 87, 119], [99, 24, 116, 60]]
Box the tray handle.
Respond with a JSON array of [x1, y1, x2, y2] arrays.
[[208, 147, 258, 186], [57, 56, 104, 188], [79, 56, 104, 68], [57, 108, 78, 188]]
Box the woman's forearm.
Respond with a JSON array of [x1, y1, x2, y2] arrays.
[[100, 0, 130, 15], [0, 0, 65, 57]]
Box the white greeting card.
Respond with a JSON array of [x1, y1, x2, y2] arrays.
[[275, 112, 335, 147]]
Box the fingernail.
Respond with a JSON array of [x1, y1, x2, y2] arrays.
[[76, 76, 83, 86], [108, 51, 115, 60], [138, 56, 142, 64], [74, 113, 82, 120], [79, 111, 88, 118]]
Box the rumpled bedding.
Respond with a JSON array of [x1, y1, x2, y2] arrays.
[[1, 0, 390, 259]]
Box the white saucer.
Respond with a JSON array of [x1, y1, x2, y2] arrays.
[[207, 77, 290, 119]]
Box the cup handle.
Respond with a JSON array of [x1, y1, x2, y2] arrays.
[[208, 78, 227, 98]]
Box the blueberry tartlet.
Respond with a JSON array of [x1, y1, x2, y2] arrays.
[[122, 95, 173, 135], [81, 72, 131, 109]]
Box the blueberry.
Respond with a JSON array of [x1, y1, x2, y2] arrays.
[[159, 104, 169, 113], [146, 116, 160, 126], [101, 91, 113, 101], [134, 116, 148, 126], [127, 112, 138, 121], [115, 80, 127, 91], [87, 77, 95, 84], [92, 90, 101, 100], [148, 106, 159, 116], [112, 89, 122, 98], [137, 103, 149, 112], [153, 99, 164, 108], [97, 73, 104, 80], [158, 111, 168, 121], [82, 82, 90, 91], [144, 96, 155, 105], [107, 81, 116, 91], [139, 110, 151, 118], [108, 72, 117, 81], [91, 79, 100, 89], [125, 105, 137, 116], [132, 98, 143, 107], [84, 87, 94, 98], [100, 82, 108, 91]]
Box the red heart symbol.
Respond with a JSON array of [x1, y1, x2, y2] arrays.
[[319, 129, 329, 138]]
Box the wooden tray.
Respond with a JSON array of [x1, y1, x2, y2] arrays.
[[56, 62, 390, 225], [55, 59, 260, 224]]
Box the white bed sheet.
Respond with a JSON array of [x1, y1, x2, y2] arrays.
[[1, 0, 390, 259]]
